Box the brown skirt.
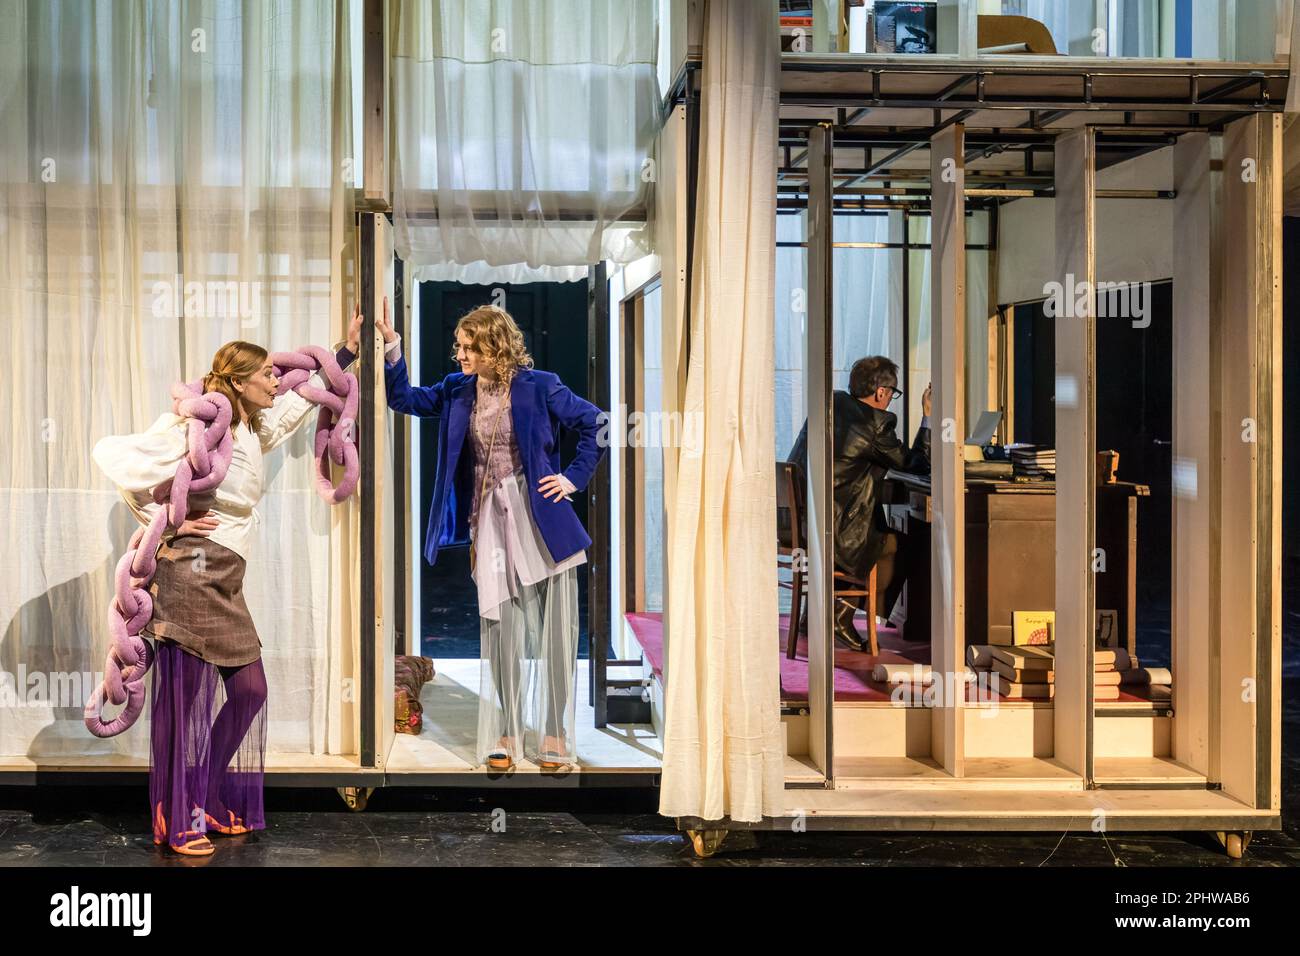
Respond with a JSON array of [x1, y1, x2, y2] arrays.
[[141, 534, 262, 667]]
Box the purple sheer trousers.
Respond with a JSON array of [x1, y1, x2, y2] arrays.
[[149, 641, 268, 849]]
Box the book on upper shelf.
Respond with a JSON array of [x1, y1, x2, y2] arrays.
[[1012, 610, 1054, 646], [872, 2, 937, 54]]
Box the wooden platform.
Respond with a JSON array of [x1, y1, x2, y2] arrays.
[[686, 786, 1278, 832], [0, 660, 662, 787], [833, 755, 1081, 790], [384, 659, 662, 780]]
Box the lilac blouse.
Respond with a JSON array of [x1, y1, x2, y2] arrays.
[[467, 375, 586, 620], [468, 378, 524, 528]]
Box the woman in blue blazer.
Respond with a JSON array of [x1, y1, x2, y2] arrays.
[[342, 299, 605, 771]]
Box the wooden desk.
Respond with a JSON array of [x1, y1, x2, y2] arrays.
[[890, 479, 1149, 655]]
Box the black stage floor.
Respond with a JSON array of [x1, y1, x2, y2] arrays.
[[1, 675, 1298, 867]]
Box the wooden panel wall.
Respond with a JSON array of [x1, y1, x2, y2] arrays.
[[1171, 132, 1217, 776], [1218, 114, 1283, 810]]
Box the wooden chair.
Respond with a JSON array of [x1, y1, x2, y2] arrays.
[[777, 461, 878, 659], [976, 14, 1058, 55]]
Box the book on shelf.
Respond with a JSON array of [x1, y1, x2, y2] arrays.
[[1012, 611, 1054, 646], [993, 660, 1054, 684], [993, 673, 1052, 698], [992, 644, 1055, 670]]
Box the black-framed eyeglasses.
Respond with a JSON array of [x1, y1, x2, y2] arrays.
[[880, 385, 903, 401]]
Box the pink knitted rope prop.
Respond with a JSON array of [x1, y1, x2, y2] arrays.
[[84, 345, 359, 738]]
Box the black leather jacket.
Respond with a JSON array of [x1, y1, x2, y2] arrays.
[[789, 391, 931, 578]]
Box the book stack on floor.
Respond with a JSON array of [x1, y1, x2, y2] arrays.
[[1118, 654, 1173, 702], [1093, 647, 1125, 700], [1007, 443, 1055, 478], [969, 643, 1174, 702], [991, 644, 1054, 698]]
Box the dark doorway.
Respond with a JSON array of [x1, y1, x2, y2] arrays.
[[1012, 282, 1173, 668], [415, 279, 592, 659]]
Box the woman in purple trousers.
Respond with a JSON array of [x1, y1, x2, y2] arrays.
[[95, 330, 357, 856]]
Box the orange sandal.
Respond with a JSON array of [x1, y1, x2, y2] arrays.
[[169, 835, 215, 856], [486, 738, 517, 771], [539, 737, 570, 769], [203, 808, 251, 836], [153, 802, 215, 856]]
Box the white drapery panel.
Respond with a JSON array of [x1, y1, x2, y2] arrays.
[[774, 209, 991, 461], [774, 211, 905, 460], [659, 0, 784, 824], [391, 0, 660, 279], [0, 0, 356, 760]]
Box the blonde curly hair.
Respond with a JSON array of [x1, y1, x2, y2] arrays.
[[203, 340, 269, 433], [453, 305, 534, 386]]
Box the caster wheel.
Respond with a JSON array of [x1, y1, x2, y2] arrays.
[[338, 786, 373, 812], [1214, 830, 1252, 860], [686, 828, 727, 859]]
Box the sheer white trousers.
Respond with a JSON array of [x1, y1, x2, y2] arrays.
[[471, 471, 582, 766]]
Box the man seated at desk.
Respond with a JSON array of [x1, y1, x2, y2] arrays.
[[789, 356, 931, 651]]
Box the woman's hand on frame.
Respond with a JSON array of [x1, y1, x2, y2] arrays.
[[347, 296, 398, 354]]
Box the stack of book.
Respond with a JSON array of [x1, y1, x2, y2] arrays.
[[1118, 658, 1172, 702], [1093, 647, 1124, 700], [986, 645, 1160, 701], [1007, 444, 1056, 478], [991, 644, 1054, 698]]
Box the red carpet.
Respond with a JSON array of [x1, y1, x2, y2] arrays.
[[777, 614, 924, 702], [623, 611, 1163, 706], [625, 612, 664, 679]]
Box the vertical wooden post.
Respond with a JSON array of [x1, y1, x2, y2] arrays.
[[929, 123, 966, 777], [1052, 127, 1096, 783], [392, 258, 409, 657], [362, 0, 388, 206], [805, 123, 836, 781], [358, 213, 376, 766], [1171, 132, 1217, 776], [588, 262, 612, 726], [658, 103, 689, 688], [1218, 113, 1282, 810], [358, 213, 395, 769], [625, 296, 648, 616]]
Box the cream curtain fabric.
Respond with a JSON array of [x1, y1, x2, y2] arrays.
[[659, 0, 785, 824], [389, 0, 660, 279], [0, 0, 356, 759]]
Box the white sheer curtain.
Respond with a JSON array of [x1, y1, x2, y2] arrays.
[[0, 0, 356, 760], [391, 0, 660, 279], [1112, 0, 1160, 57], [775, 211, 906, 461], [659, 0, 784, 824]]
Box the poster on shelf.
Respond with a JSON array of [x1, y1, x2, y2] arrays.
[[873, 2, 937, 54]]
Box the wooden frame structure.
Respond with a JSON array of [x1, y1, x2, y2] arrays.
[[669, 53, 1284, 856]]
